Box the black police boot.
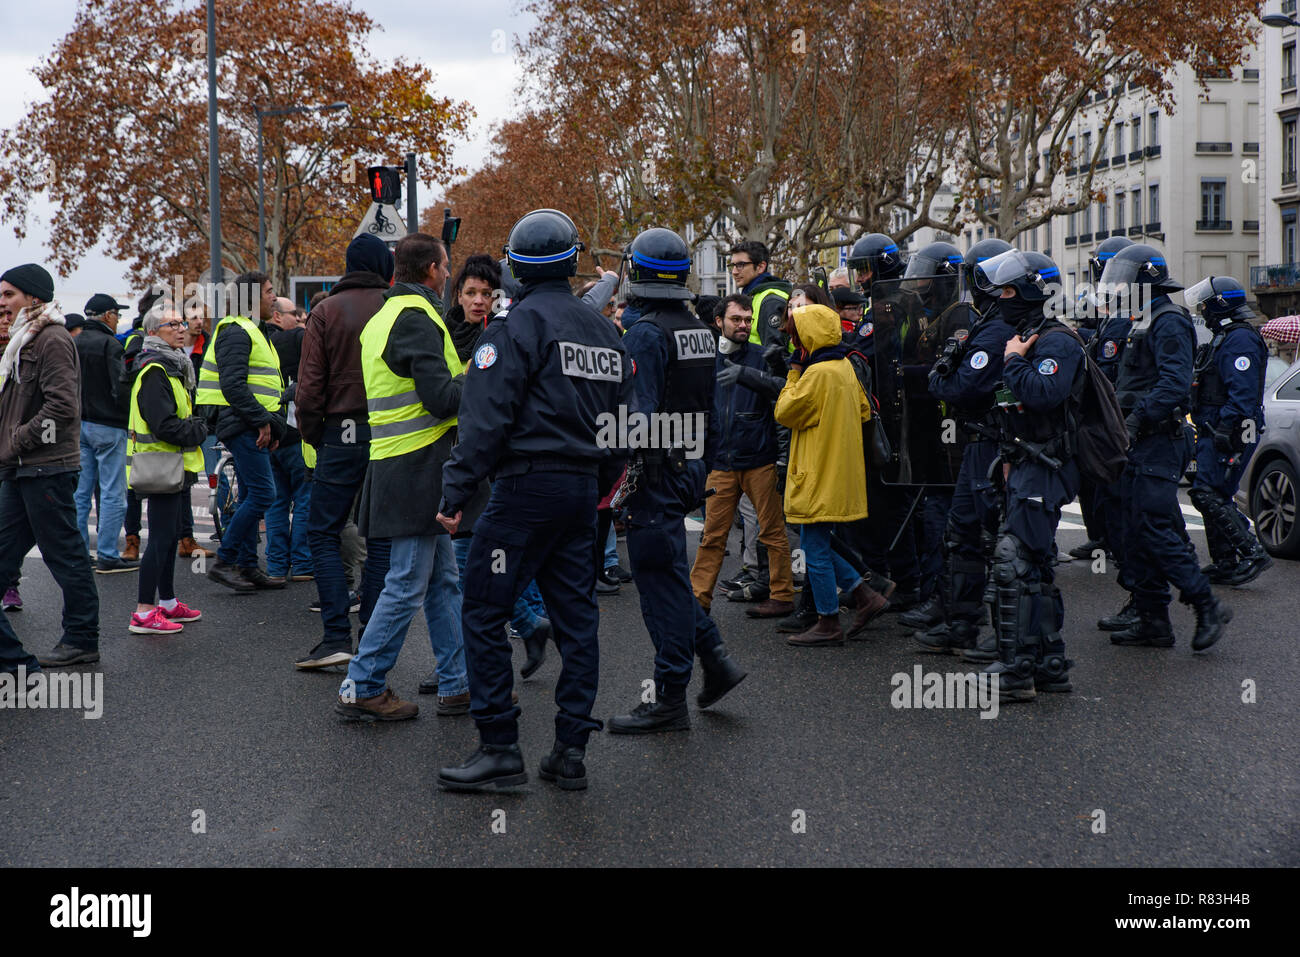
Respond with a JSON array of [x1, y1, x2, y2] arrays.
[[915, 618, 978, 655], [696, 642, 747, 708], [437, 743, 528, 792], [884, 588, 921, 614], [1035, 641, 1074, 693], [1110, 611, 1175, 648], [1068, 539, 1103, 561], [1097, 593, 1138, 631], [1223, 551, 1272, 587], [961, 624, 998, 663], [608, 686, 689, 734], [538, 742, 587, 790], [983, 581, 1037, 702], [899, 594, 943, 631], [520, 618, 552, 679], [1191, 596, 1232, 653]]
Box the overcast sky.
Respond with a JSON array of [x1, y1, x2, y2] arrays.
[[0, 0, 535, 306]]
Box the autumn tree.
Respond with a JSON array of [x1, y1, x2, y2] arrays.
[[938, 0, 1260, 240], [0, 0, 472, 292]]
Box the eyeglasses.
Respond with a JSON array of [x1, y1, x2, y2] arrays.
[[160, 320, 185, 330], [728, 261, 755, 271]]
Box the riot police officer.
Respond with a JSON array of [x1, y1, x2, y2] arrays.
[[1101, 245, 1231, 653], [1072, 236, 1133, 562], [1184, 275, 1271, 587], [436, 209, 632, 791], [913, 238, 1015, 658], [608, 227, 747, 734], [972, 249, 1082, 701]]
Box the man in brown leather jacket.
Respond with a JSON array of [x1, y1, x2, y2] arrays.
[[0, 263, 101, 671]]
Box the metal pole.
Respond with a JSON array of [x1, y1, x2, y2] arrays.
[[406, 152, 417, 235], [257, 111, 266, 272], [206, 0, 222, 295]]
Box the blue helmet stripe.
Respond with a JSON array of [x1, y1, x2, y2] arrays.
[[1221, 289, 1246, 300], [1039, 266, 1060, 280], [509, 245, 578, 264], [1098, 251, 1117, 261], [632, 251, 691, 270], [883, 244, 899, 254]]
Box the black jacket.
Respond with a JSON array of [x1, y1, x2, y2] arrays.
[[136, 356, 209, 488], [713, 340, 782, 471], [205, 320, 286, 443], [74, 319, 129, 428], [358, 283, 468, 538]]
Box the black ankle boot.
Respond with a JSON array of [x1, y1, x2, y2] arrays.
[[538, 742, 587, 790], [1191, 596, 1232, 653], [696, 643, 747, 708], [608, 688, 689, 734], [437, 743, 527, 791], [520, 618, 552, 679], [1110, 612, 1174, 648], [1097, 594, 1138, 631]]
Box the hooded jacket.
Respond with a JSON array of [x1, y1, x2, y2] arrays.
[[0, 315, 82, 477], [774, 304, 870, 522]]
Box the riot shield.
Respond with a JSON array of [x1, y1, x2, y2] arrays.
[[866, 277, 960, 487]]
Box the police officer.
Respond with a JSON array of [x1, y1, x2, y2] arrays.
[[842, 232, 922, 609], [608, 227, 747, 734], [913, 239, 1015, 658], [1071, 236, 1133, 562], [1101, 245, 1232, 652], [972, 250, 1082, 700], [436, 209, 632, 791], [1184, 275, 1271, 587]]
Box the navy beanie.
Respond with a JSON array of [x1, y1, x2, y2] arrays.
[[346, 235, 395, 282], [0, 263, 55, 302]]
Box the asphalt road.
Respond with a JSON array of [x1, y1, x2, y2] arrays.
[[1, 493, 1296, 867]]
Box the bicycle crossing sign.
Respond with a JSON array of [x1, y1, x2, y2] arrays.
[[353, 201, 406, 245]]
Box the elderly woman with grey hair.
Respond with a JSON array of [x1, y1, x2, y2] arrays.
[[126, 301, 209, 635]]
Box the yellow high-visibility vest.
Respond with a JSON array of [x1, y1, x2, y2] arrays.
[[746, 284, 792, 345], [194, 315, 283, 411], [359, 294, 464, 461], [126, 363, 205, 483]]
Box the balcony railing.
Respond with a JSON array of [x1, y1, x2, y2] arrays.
[[1094, 157, 1110, 168], [1196, 220, 1232, 231], [1065, 235, 1078, 246], [1112, 228, 1128, 238], [1285, 0, 1297, 16], [1243, 220, 1260, 232], [1146, 221, 1162, 234], [1144, 144, 1162, 158], [1196, 142, 1231, 152], [1284, 73, 1297, 92], [1244, 141, 1260, 154], [1245, 68, 1260, 80], [1284, 169, 1298, 186], [1252, 262, 1300, 290], [1128, 225, 1144, 236], [1128, 149, 1143, 161], [1111, 154, 1125, 165], [1078, 232, 1094, 243]]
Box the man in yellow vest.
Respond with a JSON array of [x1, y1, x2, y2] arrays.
[[194, 271, 288, 592], [728, 240, 792, 348], [334, 233, 469, 722]]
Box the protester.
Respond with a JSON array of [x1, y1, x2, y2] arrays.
[[126, 301, 207, 635], [267, 297, 313, 582]]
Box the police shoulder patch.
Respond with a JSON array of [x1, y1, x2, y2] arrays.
[[1234, 356, 1251, 371], [860, 321, 874, 337], [1102, 340, 1118, 359], [1037, 357, 1058, 376], [474, 343, 498, 370], [968, 350, 989, 370]]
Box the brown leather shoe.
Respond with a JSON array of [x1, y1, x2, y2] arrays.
[[335, 688, 418, 721], [177, 536, 215, 559], [787, 614, 845, 647], [847, 581, 888, 638], [122, 534, 141, 561], [437, 692, 471, 716], [747, 599, 795, 619]]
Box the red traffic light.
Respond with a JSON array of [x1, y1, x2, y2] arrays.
[[367, 166, 402, 205]]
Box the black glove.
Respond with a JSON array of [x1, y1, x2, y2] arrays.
[[763, 344, 786, 378], [775, 461, 787, 496], [1124, 412, 1141, 445], [1213, 425, 1236, 455], [717, 362, 743, 387]]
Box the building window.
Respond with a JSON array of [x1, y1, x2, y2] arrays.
[[1116, 192, 1125, 231], [1068, 211, 1076, 235], [1082, 130, 1092, 165], [1131, 117, 1142, 152], [1148, 112, 1160, 146], [1097, 198, 1108, 233], [1114, 123, 1125, 157], [1285, 117, 1298, 186], [1149, 184, 1160, 226], [1285, 43, 1297, 91], [1082, 203, 1091, 234], [1132, 189, 1142, 228], [1200, 179, 1226, 225], [1284, 209, 1298, 264]]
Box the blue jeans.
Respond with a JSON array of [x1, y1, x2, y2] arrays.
[[266, 443, 313, 576], [603, 521, 618, 569], [344, 533, 466, 699], [452, 535, 545, 638], [75, 422, 128, 560], [799, 523, 864, 615], [307, 438, 369, 642], [216, 428, 277, 568]]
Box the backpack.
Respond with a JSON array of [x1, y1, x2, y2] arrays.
[[1060, 327, 1129, 483]]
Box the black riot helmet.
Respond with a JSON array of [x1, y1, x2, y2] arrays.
[[975, 249, 1062, 332], [1098, 242, 1182, 293], [503, 208, 584, 280], [625, 227, 693, 301], [1088, 235, 1134, 285], [1184, 275, 1255, 331], [902, 241, 963, 313], [847, 233, 905, 290], [963, 238, 1013, 313]]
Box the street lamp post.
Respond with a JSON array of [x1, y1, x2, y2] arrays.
[[206, 0, 221, 293], [256, 101, 349, 273]]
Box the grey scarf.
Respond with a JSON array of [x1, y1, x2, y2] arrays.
[[141, 334, 197, 391], [0, 301, 65, 388]]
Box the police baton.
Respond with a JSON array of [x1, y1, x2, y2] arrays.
[[887, 488, 926, 553]]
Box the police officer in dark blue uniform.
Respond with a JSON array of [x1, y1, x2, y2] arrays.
[[842, 232, 922, 609], [913, 238, 1016, 657], [1185, 275, 1272, 587], [1071, 236, 1133, 562], [973, 249, 1083, 701], [436, 209, 632, 791], [1101, 245, 1232, 653], [608, 228, 747, 735]]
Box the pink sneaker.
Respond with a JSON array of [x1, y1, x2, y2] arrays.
[[129, 608, 184, 635], [159, 600, 202, 623]]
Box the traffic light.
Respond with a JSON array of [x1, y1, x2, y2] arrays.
[[441, 208, 461, 245], [367, 166, 402, 205]]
